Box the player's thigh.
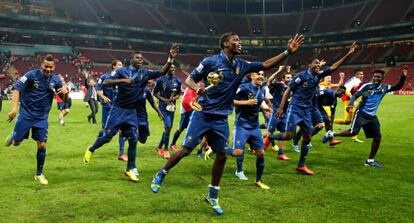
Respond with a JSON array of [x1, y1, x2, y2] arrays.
[[362, 117, 381, 138], [233, 126, 249, 150], [247, 128, 264, 150]]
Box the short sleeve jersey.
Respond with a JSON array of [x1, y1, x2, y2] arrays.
[[15, 69, 63, 120], [190, 51, 264, 116], [288, 68, 332, 108]]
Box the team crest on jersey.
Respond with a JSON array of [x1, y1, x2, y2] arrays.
[[303, 81, 308, 87], [186, 136, 193, 142], [236, 140, 241, 145], [235, 67, 240, 75], [33, 80, 40, 89], [248, 92, 254, 99]]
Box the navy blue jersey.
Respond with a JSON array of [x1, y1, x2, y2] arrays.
[[351, 75, 405, 116], [153, 75, 182, 107], [269, 81, 288, 110], [315, 89, 337, 107], [234, 82, 265, 129], [190, 51, 264, 116], [111, 65, 161, 109], [288, 69, 332, 108], [136, 88, 155, 120], [96, 71, 117, 108], [15, 69, 62, 120]]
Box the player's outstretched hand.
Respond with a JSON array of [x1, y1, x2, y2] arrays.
[[287, 34, 304, 54], [7, 110, 17, 122], [320, 59, 327, 67], [339, 72, 345, 78], [170, 43, 179, 58], [402, 65, 408, 76], [347, 42, 357, 55], [57, 86, 69, 95]]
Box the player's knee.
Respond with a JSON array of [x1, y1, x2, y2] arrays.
[[256, 149, 265, 157], [232, 149, 244, 156], [180, 147, 192, 156], [285, 132, 294, 139], [37, 142, 46, 150]]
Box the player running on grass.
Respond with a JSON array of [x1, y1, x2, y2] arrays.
[[323, 65, 408, 168], [83, 44, 179, 182], [150, 32, 304, 215], [5, 54, 69, 185], [264, 42, 357, 175]]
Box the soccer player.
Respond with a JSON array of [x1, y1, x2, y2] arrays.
[[335, 69, 365, 143], [265, 66, 292, 159], [232, 71, 270, 189], [150, 32, 304, 215], [83, 44, 179, 182], [5, 54, 68, 185], [323, 66, 408, 168], [264, 42, 357, 175], [96, 60, 128, 161], [153, 64, 182, 159], [56, 75, 71, 126], [291, 86, 346, 149]]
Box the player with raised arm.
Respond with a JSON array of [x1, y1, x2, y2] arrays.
[[150, 32, 304, 215], [323, 65, 408, 168], [83, 44, 179, 182], [264, 42, 357, 175], [5, 54, 68, 185], [264, 66, 293, 159]]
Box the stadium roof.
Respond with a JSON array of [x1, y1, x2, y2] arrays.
[[135, 0, 367, 14]]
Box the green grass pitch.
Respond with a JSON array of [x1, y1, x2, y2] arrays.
[[0, 96, 413, 222]]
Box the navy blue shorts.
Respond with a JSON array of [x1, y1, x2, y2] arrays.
[[160, 107, 175, 129], [267, 111, 287, 133], [137, 118, 150, 139], [103, 105, 138, 139], [350, 111, 381, 138], [12, 116, 48, 142], [285, 104, 313, 134], [233, 125, 264, 151], [101, 105, 112, 128], [179, 111, 193, 130], [311, 106, 323, 125], [182, 111, 229, 153], [57, 102, 66, 110]]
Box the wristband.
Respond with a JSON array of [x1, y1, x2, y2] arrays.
[[283, 50, 290, 57], [167, 56, 174, 63]]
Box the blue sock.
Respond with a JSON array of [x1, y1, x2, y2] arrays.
[[278, 148, 284, 155], [225, 147, 233, 156], [89, 136, 109, 152], [293, 130, 302, 145], [171, 130, 181, 145], [119, 135, 125, 155], [127, 138, 137, 170], [163, 132, 170, 151], [208, 185, 220, 199], [256, 156, 265, 182], [36, 148, 46, 176], [236, 155, 244, 172], [270, 133, 284, 141], [311, 127, 323, 136], [158, 132, 164, 149], [298, 145, 309, 167]]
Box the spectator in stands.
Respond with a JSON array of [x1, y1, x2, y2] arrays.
[[84, 71, 98, 124]]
